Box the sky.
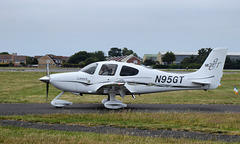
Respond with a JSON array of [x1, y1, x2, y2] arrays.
[[0, 0, 240, 57]]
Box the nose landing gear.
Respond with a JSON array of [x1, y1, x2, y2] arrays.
[[51, 91, 73, 108]]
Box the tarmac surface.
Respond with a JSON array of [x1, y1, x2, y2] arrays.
[[1, 103, 240, 115], [1, 103, 240, 142]]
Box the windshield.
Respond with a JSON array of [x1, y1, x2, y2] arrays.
[[80, 63, 98, 75]]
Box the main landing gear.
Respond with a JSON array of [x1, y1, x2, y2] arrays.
[[102, 93, 127, 109]]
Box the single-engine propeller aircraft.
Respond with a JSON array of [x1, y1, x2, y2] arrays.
[[40, 48, 227, 109]]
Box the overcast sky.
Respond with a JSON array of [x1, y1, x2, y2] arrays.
[[0, 0, 240, 57]]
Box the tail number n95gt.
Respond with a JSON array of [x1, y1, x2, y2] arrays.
[[155, 75, 184, 84]]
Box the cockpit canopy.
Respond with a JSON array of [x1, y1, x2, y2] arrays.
[[81, 62, 139, 76]]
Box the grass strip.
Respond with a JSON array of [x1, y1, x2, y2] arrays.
[[0, 126, 233, 144], [1, 112, 240, 135], [0, 71, 240, 104]]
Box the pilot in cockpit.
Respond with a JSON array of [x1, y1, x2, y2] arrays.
[[99, 65, 110, 75]]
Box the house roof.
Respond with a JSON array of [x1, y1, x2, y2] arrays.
[[107, 55, 140, 62], [13, 56, 27, 61], [107, 55, 128, 62], [37, 55, 69, 60], [37, 54, 70, 65], [35, 56, 42, 59], [0, 55, 12, 60]]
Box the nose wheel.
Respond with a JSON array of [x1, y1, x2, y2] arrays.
[[51, 91, 73, 108]]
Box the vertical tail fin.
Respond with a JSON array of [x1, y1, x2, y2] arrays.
[[190, 48, 228, 89]]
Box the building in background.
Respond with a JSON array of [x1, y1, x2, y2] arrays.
[[107, 54, 141, 65], [37, 54, 69, 68], [0, 55, 12, 65], [12, 53, 27, 66], [0, 53, 27, 66], [143, 51, 240, 65], [143, 52, 162, 64], [227, 52, 240, 60]]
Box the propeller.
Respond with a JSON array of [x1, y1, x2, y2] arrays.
[[39, 60, 50, 101], [46, 60, 50, 101], [46, 80, 49, 101]]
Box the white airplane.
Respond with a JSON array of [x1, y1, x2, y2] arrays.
[[40, 48, 227, 109]]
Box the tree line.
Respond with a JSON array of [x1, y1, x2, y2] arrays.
[[0, 47, 137, 67], [2, 47, 240, 69], [143, 48, 240, 69], [64, 47, 137, 67], [179, 48, 240, 69], [144, 48, 215, 69]]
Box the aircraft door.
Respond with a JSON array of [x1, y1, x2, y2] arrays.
[[95, 64, 118, 83]]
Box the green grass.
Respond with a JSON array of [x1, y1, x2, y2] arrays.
[[0, 71, 240, 104], [2, 112, 240, 135], [0, 126, 234, 144], [1, 71, 240, 143]]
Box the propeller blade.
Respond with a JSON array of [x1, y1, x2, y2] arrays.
[[46, 60, 50, 77], [46, 82, 49, 101]]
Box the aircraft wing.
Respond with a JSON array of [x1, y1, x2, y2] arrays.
[[95, 81, 135, 95], [98, 81, 125, 86]]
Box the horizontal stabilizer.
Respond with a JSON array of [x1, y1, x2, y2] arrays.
[[191, 80, 211, 85]]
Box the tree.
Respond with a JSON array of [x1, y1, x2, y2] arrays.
[[224, 57, 240, 69], [196, 48, 212, 64], [67, 50, 106, 67], [162, 51, 176, 65], [180, 55, 197, 69], [236, 59, 240, 69], [26, 57, 32, 65], [108, 47, 122, 57], [68, 51, 90, 64], [32, 58, 38, 64], [133, 53, 138, 58], [85, 57, 97, 65], [92, 51, 105, 61], [224, 56, 234, 69], [122, 47, 133, 56], [143, 59, 156, 66], [179, 48, 212, 69], [26, 57, 38, 65], [0, 52, 9, 55]]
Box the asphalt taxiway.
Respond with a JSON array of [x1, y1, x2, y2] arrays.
[[1, 103, 240, 142], [1, 103, 240, 115]]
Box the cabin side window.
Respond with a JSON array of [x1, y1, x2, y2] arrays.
[[81, 63, 98, 75], [99, 64, 118, 76], [120, 66, 139, 76]]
